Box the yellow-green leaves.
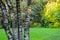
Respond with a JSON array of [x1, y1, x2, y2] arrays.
[[44, 1, 58, 22]]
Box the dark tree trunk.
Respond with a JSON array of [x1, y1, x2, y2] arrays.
[[39, 0, 48, 27], [0, 0, 13, 40], [6, 0, 18, 40], [24, 0, 31, 40], [16, 0, 22, 40]]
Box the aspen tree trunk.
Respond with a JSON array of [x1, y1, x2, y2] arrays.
[[16, 0, 22, 40], [0, 0, 13, 40], [6, 0, 18, 40], [24, 0, 31, 40]]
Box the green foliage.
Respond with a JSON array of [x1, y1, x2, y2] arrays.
[[31, 0, 47, 22], [0, 22, 2, 29], [43, 1, 60, 28]]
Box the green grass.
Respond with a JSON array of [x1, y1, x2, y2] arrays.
[[0, 28, 60, 40]]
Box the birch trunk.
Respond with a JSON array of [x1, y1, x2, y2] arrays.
[[6, 0, 18, 40], [24, 0, 31, 40], [16, 0, 22, 40], [0, 0, 13, 40]]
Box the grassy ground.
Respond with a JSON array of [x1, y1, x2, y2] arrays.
[[0, 28, 60, 40]]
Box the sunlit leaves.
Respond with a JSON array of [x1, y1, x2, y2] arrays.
[[44, 2, 58, 21], [44, 1, 60, 27]]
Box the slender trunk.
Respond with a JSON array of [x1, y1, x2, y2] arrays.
[[6, 0, 18, 40], [0, 1, 13, 40], [16, 0, 22, 40], [24, 15, 30, 40], [24, 0, 31, 40], [40, 0, 48, 27]]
